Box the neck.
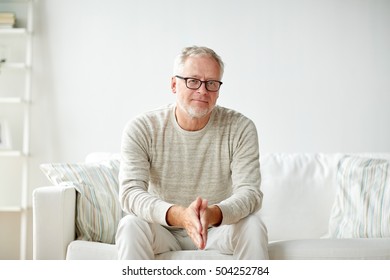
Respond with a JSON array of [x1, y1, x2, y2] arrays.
[[175, 106, 212, 131]]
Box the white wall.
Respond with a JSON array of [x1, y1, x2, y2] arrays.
[[20, 0, 390, 257], [34, 0, 390, 157], [31, 0, 390, 194]]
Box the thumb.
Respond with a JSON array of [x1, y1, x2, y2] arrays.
[[200, 198, 208, 213], [193, 197, 203, 216]]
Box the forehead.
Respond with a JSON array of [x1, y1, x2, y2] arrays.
[[181, 55, 221, 78]]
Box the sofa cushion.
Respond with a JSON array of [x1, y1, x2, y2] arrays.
[[66, 240, 119, 260], [65, 240, 234, 260], [268, 238, 390, 260], [66, 237, 390, 260], [40, 159, 121, 244], [327, 156, 390, 238], [259, 153, 342, 241]]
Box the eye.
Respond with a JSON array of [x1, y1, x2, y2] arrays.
[[187, 79, 200, 85]]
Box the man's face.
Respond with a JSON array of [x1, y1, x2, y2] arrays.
[[172, 55, 221, 120]]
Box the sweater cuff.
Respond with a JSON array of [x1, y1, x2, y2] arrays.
[[216, 203, 234, 226], [152, 201, 174, 226]]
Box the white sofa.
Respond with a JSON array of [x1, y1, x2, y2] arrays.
[[33, 153, 390, 260]]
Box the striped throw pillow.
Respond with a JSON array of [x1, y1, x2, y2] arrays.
[[40, 159, 121, 244], [328, 156, 390, 238]]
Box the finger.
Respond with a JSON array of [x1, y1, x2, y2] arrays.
[[200, 198, 208, 212], [188, 225, 203, 249], [199, 199, 209, 249], [195, 196, 203, 208], [190, 197, 203, 217], [196, 233, 204, 249], [200, 199, 208, 232], [184, 202, 204, 249]]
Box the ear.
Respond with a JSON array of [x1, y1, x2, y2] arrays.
[[171, 76, 177, 94]]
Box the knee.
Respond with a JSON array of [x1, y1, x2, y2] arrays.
[[232, 214, 269, 259], [116, 215, 155, 259], [117, 214, 150, 236], [236, 214, 268, 239]]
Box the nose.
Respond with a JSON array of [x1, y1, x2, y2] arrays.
[[197, 81, 209, 94]]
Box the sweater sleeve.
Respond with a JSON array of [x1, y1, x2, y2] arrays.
[[118, 118, 172, 226], [216, 117, 263, 225]]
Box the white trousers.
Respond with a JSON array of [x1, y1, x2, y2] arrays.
[[116, 214, 269, 260]]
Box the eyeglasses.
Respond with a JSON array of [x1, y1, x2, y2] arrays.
[[175, 75, 223, 92]]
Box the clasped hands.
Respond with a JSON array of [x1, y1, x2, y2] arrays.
[[166, 197, 222, 250]]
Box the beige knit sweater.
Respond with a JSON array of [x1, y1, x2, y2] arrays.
[[119, 104, 263, 227]]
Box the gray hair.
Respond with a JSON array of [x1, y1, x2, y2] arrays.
[[173, 46, 224, 79]]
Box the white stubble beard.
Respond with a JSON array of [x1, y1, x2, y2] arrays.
[[176, 91, 217, 121]]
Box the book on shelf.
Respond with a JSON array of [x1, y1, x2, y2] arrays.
[[0, 12, 16, 29]]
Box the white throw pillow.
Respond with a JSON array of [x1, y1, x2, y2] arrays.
[[40, 159, 121, 244], [328, 156, 390, 238]]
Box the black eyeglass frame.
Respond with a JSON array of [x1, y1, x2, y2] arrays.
[[175, 75, 223, 92]]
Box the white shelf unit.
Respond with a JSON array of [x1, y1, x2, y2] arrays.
[[0, 0, 33, 260]]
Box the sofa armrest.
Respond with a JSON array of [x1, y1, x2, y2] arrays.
[[33, 185, 76, 260]]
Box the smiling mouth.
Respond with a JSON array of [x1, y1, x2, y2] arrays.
[[192, 99, 208, 104]]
